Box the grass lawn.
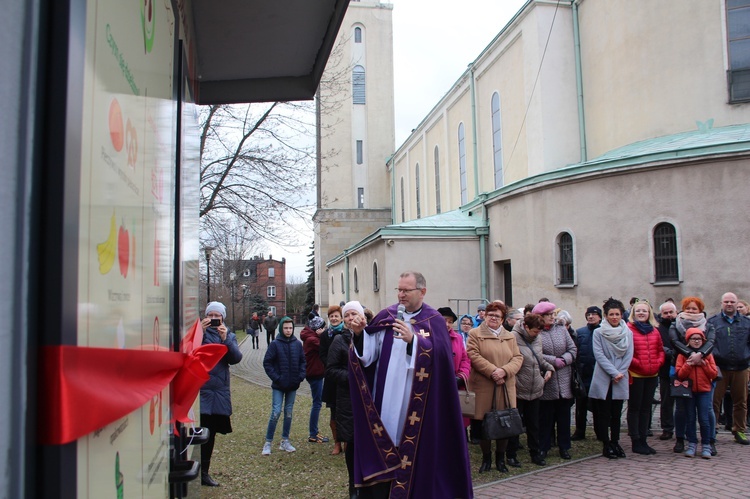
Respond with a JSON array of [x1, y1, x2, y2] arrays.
[[200, 370, 601, 498]]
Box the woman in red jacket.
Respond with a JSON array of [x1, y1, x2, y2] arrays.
[[676, 328, 718, 459], [626, 299, 664, 455]]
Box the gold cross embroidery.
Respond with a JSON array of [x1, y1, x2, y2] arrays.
[[372, 423, 384, 437], [408, 411, 421, 426], [415, 368, 429, 382], [417, 329, 430, 337], [400, 455, 412, 469]]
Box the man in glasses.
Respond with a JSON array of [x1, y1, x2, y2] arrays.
[[348, 271, 472, 498]]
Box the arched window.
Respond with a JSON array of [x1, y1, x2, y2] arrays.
[[372, 261, 379, 292], [491, 92, 504, 189], [340, 272, 345, 294], [434, 146, 441, 214], [400, 177, 405, 222], [354, 26, 362, 43], [458, 123, 467, 204], [654, 222, 679, 282], [352, 65, 365, 104], [415, 163, 421, 219], [353, 268, 359, 293], [557, 232, 574, 285]]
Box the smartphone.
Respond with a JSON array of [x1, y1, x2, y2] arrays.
[[210, 318, 222, 327]]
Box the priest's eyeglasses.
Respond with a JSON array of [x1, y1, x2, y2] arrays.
[[395, 288, 420, 293]]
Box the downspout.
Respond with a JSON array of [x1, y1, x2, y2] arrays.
[[477, 194, 489, 301], [469, 63, 480, 198], [344, 250, 350, 302], [572, 0, 587, 162], [387, 156, 396, 225]]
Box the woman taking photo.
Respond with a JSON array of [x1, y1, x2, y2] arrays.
[[467, 302, 523, 473], [506, 313, 554, 466], [626, 299, 664, 455], [319, 305, 346, 455], [535, 301, 577, 461], [589, 298, 633, 459]]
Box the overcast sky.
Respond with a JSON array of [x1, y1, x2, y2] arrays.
[[278, 0, 529, 280]]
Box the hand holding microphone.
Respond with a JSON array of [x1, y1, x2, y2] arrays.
[[393, 304, 413, 344]]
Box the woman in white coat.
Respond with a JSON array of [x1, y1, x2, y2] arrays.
[[589, 298, 634, 459]]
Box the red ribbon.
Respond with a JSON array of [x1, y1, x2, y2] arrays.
[[673, 379, 689, 388], [38, 319, 226, 445]]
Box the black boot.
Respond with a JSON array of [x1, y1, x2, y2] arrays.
[[612, 441, 626, 458], [201, 472, 219, 487], [478, 453, 492, 473], [631, 437, 650, 455], [495, 452, 508, 472], [530, 452, 546, 466], [602, 441, 617, 459], [642, 438, 656, 454], [673, 437, 685, 453], [506, 454, 522, 468]]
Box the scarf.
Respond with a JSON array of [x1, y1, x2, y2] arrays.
[[328, 322, 344, 337], [599, 320, 631, 358], [675, 312, 707, 335], [633, 321, 654, 334]]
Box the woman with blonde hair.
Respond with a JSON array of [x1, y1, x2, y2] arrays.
[[467, 302, 523, 473], [626, 299, 664, 455]]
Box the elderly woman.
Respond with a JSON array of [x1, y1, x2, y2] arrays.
[[326, 301, 364, 497], [200, 302, 243, 487], [668, 296, 716, 454], [467, 302, 523, 473], [319, 305, 346, 455], [589, 298, 633, 459], [506, 313, 554, 467], [535, 301, 578, 460], [626, 299, 664, 455]]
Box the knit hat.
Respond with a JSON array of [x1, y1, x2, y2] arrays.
[[477, 304, 487, 312], [205, 301, 226, 318], [685, 327, 706, 342], [437, 307, 458, 322], [309, 316, 325, 330], [532, 302, 557, 315], [342, 300, 364, 317], [585, 306, 602, 318]]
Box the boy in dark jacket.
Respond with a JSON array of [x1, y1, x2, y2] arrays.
[[262, 317, 306, 455]]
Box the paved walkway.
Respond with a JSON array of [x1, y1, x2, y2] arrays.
[[233, 332, 750, 498]]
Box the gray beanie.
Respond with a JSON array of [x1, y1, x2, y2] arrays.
[[205, 301, 227, 318]]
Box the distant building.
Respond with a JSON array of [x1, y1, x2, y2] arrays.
[[223, 255, 287, 318]]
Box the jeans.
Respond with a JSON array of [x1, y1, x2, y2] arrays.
[[308, 377, 324, 437], [674, 397, 687, 438], [686, 391, 713, 445], [265, 389, 297, 441]]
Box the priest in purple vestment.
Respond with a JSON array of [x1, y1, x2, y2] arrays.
[[348, 271, 473, 499]]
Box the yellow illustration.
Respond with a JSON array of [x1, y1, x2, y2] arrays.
[[97, 212, 117, 274]]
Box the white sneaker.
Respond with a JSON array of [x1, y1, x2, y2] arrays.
[[279, 439, 296, 453], [262, 441, 271, 455]]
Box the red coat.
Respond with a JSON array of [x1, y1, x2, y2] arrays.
[[301, 326, 325, 379], [450, 329, 471, 379], [676, 353, 718, 393], [627, 323, 664, 377]]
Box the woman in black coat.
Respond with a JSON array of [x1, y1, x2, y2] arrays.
[[326, 302, 360, 498]]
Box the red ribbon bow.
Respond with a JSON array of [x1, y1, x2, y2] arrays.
[[38, 319, 227, 445], [672, 379, 689, 388]]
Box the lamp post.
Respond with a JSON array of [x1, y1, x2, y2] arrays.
[[242, 284, 248, 330], [230, 271, 236, 331], [205, 247, 214, 303]]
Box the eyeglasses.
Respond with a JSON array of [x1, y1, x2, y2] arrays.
[[394, 288, 420, 293], [486, 313, 503, 320]]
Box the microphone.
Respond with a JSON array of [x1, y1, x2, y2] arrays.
[[395, 304, 405, 337]]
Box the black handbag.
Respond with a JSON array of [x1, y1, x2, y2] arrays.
[[669, 377, 693, 398], [482, 385, 524, 440], [571, 363, 587, 398]]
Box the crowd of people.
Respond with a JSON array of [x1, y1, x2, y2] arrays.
[[197, 283, 750, 497]]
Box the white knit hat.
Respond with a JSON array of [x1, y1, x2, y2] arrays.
[[205, 301, 227, 318], [342, 300, 364, 317]]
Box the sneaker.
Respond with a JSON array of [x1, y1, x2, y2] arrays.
[[279, 439, 296, 452], [734, 431, 750, 445], [262, 441, 272, 456], [308, 433, 330, 443], [700, 445, 711, 459], [684, 442, 696, 458]]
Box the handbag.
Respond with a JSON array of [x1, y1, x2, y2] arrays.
[[456, 373, 476, 418], [571, 363, 587, 399], [669, 377, 693, 398], [482, 385, 524, 440]]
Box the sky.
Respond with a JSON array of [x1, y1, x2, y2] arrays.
[[276, 0, 529, 280]]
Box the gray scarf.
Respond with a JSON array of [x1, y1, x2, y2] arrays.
[[599, 319, 631, 358], [675, 312, 707, 335]]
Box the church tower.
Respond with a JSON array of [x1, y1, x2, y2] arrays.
[[313, 0, 395, 308]]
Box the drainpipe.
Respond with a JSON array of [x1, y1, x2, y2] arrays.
[[387, 156, 396, 225], [477, 194, 489, 301], [344, 250, 350, 302], [572, 0, 587, 162], [469, 63, 480, 199]]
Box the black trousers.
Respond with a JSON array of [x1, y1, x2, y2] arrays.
[[658, 375, 675, 433], [592, 384, 624, 443], [507, 397, 541, 458], [574, 395, 589, 434], [539, 398, 573, 452], [627, 376, 658, 440]]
